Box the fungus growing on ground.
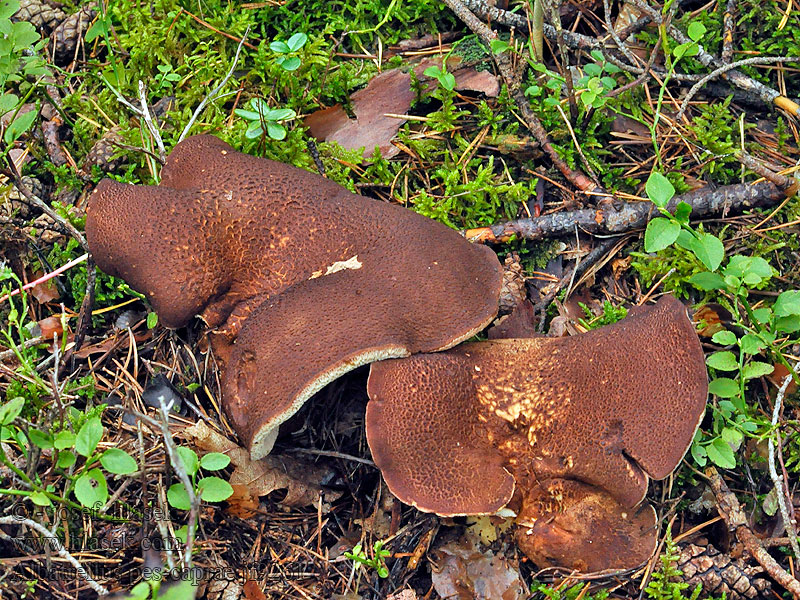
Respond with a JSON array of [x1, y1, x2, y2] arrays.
[[366, 295, 708, 571], [86, 134, 503, 459]]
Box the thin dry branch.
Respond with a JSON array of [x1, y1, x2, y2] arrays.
[[0, 516, 109, 596], [768, 362, 800, 559], [464, 179, 793, 243]]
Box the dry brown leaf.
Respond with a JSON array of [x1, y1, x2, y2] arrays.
[[226, 484, 260, 519], [36, 315, 63, 339], [430, 536, 525, 600], [181, 421, 341, 508], [29, 271, 59, 303], [305, 59, 499, 160], [242, 580, 268, 600], [305, 69, 414, 159]]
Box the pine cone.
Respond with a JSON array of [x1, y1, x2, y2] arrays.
[[678, 543, 771, 600], [79, 127, 125, 176], [499, 252, 527, 313], [51, 3, 96, 64], [12, 0, 66, 34]]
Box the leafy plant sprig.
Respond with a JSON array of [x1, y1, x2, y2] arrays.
[[345, 540, 391, 578], [166, 449, 233, 510], [234, 97, 297, 141], [270, 32, 308, 72], [642, 171, 800, 468]]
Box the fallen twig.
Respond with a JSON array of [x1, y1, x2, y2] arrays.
[[464, 179, 793, 243], [768, 361, 800, 559], [707, 467, 800, 599], [676, 56, 800, 121], [0, 516, 109, 596]]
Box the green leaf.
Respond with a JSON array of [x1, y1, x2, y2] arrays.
[[741, 361, 773, 380], [174, 525, 188, 544], [706, 437, 736, 469], [423, 65, 442, 78], [266, 121, 286, 140], [264, 108, 295, 121], [74, 468, 109, 508], [645, 172, 675, 208], [269, 40, 290, 53], [706, 351, 738, 371], [54, 430, 76, 450], [0, 397, 24, 425], [234, 108, 260, 121], [739, 334, 765, 355], [688, 272, 726, 291], [3, 107, 37, 145], [584, 63, 602, 76], [244, 121, 263, 139], [724, 255, 772, 284], [127, 582, 152, 600], [644, 218, 681, 252], [774, 290, 800, 317], [101, 448, 138, 474], [279, 56, 301, 71], [711, 330, 737, 346], [286, 32, 308, 51], [31, 490, 52, 506], [29, 428, 53, 449], [200, 452, 231, 471], [673, 201, 692, 224], [84, 17, 108, 44], [687, 21, 707, 42], [176, 446, 199, 477], [689, 232, 724, 271], [690, 441, 707, 467], [0, 92, 19, 116], [156, 580, 199, 600], [752, 307, 772, 323], [440, 72, 456, 91], [197, 476, 234, 502], [721, 426, 743, 450], [57, 450, 76, 469], [167, 483, 191, 510], [775, 315, 800, 333], [146, 312, 158, 329], [75, 417, 103, 457], [490, 39, 510, 54], [708, 377, 739, 398], [0, 0, 20, 20], [673, 41, 699, 58]]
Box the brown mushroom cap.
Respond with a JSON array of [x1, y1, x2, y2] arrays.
[[366, 295, 707, 569], [86, 135, 503, 459], [515, 479, 658, 572]]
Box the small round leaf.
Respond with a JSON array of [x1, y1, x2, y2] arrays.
[[197, 477, 234, 503], [100, 448, 138, 474]]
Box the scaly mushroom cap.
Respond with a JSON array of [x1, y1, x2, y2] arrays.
[[366, 295, 707, 569], [86, 135, 503, 459]]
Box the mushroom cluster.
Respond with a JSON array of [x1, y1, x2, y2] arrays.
[[86, 135, 503, 459], [86, 135, 708, 573], [367, 296, 708, 571]]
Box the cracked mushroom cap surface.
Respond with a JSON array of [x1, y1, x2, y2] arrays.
[[86, 135, 503, 459], [366, 295, 707, 569]]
